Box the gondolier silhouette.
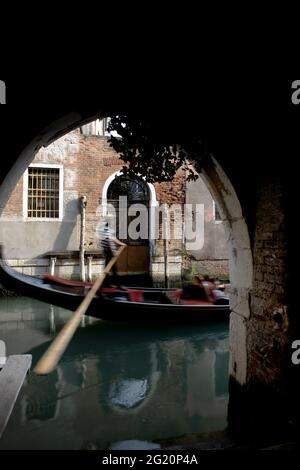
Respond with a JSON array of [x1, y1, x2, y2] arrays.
[[99, 215, 126, 286]]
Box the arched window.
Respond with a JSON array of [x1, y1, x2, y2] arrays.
[[107, 177, 150, 203]]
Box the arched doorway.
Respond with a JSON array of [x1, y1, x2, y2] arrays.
[[107, 175, 150, 242], [105, 174, 151, 277]]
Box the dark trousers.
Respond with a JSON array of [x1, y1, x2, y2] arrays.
[[103, 247, 118, 285]]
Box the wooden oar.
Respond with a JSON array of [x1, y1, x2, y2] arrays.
[[33, 245, 126, 375]]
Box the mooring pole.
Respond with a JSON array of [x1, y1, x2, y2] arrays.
[[162, 204, 169, 288], [79, 196, 87, 282]]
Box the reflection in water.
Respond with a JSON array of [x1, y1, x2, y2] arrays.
[[109, 379, 149, 409], [0, 296, 229, 450]]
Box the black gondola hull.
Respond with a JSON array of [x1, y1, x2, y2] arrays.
[[0, 247, 230, 323]]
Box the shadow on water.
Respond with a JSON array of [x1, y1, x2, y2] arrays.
[[0, 297, 229, 450]]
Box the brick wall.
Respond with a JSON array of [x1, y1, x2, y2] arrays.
[[192, 260, 229, 279], [1, 129, 186, 268], [1, 128, 229, 284], [153, 169, 186, 257], [248, 177, 289, 384]]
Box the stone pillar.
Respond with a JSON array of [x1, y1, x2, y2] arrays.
[[162, 204, 169, 287], [200, 156, 253, 386]]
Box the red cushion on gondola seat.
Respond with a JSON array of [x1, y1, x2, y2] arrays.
[[127, 290, 144, 302], [165, 289, 182, 304]]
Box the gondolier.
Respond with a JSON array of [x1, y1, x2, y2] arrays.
[[99, 216, 126, 286]]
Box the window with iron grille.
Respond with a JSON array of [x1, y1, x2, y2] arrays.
[[27, 167, 60, 218]]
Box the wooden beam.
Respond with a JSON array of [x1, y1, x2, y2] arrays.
[[0, 355, 32, 439]]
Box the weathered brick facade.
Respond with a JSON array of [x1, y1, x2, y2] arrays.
[[2, 132, 119, 258], [153, 170, 186, 257], [1, 128, 187, 280], [0, 125, 228, 283]]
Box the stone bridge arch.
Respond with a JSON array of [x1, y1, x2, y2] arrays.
[[0, 111, 294, 444], [0, 115, 252, 385], [195, 155, 253, 387]]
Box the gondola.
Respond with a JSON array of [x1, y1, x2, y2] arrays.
[[0, 246, 230, 323]]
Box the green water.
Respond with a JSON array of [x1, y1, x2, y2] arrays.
[[0, 296, 229, 450]]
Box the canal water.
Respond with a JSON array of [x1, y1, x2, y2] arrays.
[[0, 296, 229, 450]]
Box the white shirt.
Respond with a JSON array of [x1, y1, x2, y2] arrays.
[[99, 224, 117, 252]]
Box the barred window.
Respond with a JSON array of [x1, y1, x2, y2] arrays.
[[27, 167, 60, 218]]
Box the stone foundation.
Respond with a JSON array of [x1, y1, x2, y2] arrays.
[[150, 255, 182, 286]]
